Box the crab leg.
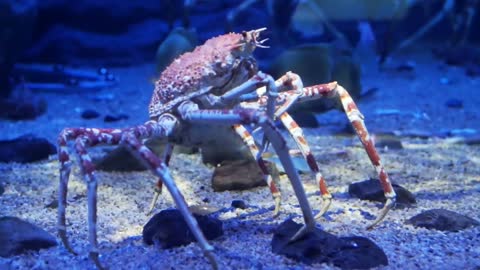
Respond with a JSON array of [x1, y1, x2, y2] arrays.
[[232, 124, 282, 215], [121, 134, 217, 269], [179, 101, 316, 238], [278, 112, 332, 218], [297, 81, 396, 228], [147, 143, 174, 215], [57, 115, 178, 268]]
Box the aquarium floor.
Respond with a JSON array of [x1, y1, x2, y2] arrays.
[[1, 47, 479, 270]]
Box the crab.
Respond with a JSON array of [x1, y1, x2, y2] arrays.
[[57, 28, 396, 269]]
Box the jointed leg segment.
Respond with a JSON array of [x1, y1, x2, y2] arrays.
[[279, 112, 332, 219], [233, 124, 282, 215], [179, 101, 316, 237], [298, 82, 396, 228], [57, 116, 218, 269]]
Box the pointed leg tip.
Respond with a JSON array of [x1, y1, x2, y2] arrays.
[[204, 248, 218, 270], [314, 196, 332, 220], [366, 197, 396, 230], [90, 252, 106, 270], [272, 196, 281, 217], [59, 230, 78, 255]]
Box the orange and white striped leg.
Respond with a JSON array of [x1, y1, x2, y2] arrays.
[[233, 124, 282, 216], [298, 82, 396, 228], [279, 112, 332, 219]]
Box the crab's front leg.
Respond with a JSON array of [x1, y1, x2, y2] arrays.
[[58, 115, 218, 269]]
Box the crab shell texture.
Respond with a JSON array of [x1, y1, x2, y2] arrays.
[[149, 31, 263, 119]]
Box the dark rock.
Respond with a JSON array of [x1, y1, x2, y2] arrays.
[[406, 209, 479, 232], [81, 109, 100, 119], [212, 159, 275, 192], [0, 97, 47, 120], [272, 219, 388, 269], [348, 179, 416, 208], [231, 199, 247, 209], [45, 199, 58, 209], [0, 216, 57, 257], [0, 87, 47, 120], [143, 209, 223, 248], [445, 98, 463, 109], [95, 146, 147, 171], [95, 140, 196, 172], [0, 134, 56, 163], [0, 183, 4, 196], [375, 136, 404, 150], [104, 113, 129, 122]]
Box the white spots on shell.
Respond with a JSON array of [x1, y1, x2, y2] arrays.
[[101, 133, 113, 143], [91, 128, 100, 136]]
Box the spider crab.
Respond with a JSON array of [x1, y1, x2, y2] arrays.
[[57, 28, 396, 269]]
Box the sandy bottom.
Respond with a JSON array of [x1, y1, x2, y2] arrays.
[[0, 48, 479, 270]]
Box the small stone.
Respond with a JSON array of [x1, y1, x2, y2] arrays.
[[104, 113, 129, 122], [0, 216, 57, 257], [143, 209, 223, 248], [406, 209, 479, 232], [0, 134, 56, 163], [348, 179, 416, 208], [95, 146, 147, 171], [272, 219, 388, 269], [45, 199, 58, 209], [375, 136, 404, 150], [231, 199, 247, 209], [81, 109, 100, 119], [188, 205, 222, 216], [445, 98, 463, 109], [212, 159, 273, 192]]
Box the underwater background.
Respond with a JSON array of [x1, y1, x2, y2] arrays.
[[1, 1, 479, 269]]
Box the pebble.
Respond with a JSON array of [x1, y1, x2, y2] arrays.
[[142, 209, 223, 248], [348, 178, 416, 208], [231, 199, 247, 209], [445, 98, 463, 109], [104, 113, 129, 122], [272, 219, 388, 268], [211, 159, 268, 192], [81, 109, 100, 119], [406, 209, 479, 232], [0, 134, 56, 163], [0, 216, 57, 257]]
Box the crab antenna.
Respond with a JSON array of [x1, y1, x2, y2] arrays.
[[254, 27, 268, 34], [256, 38, 270, 48]]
